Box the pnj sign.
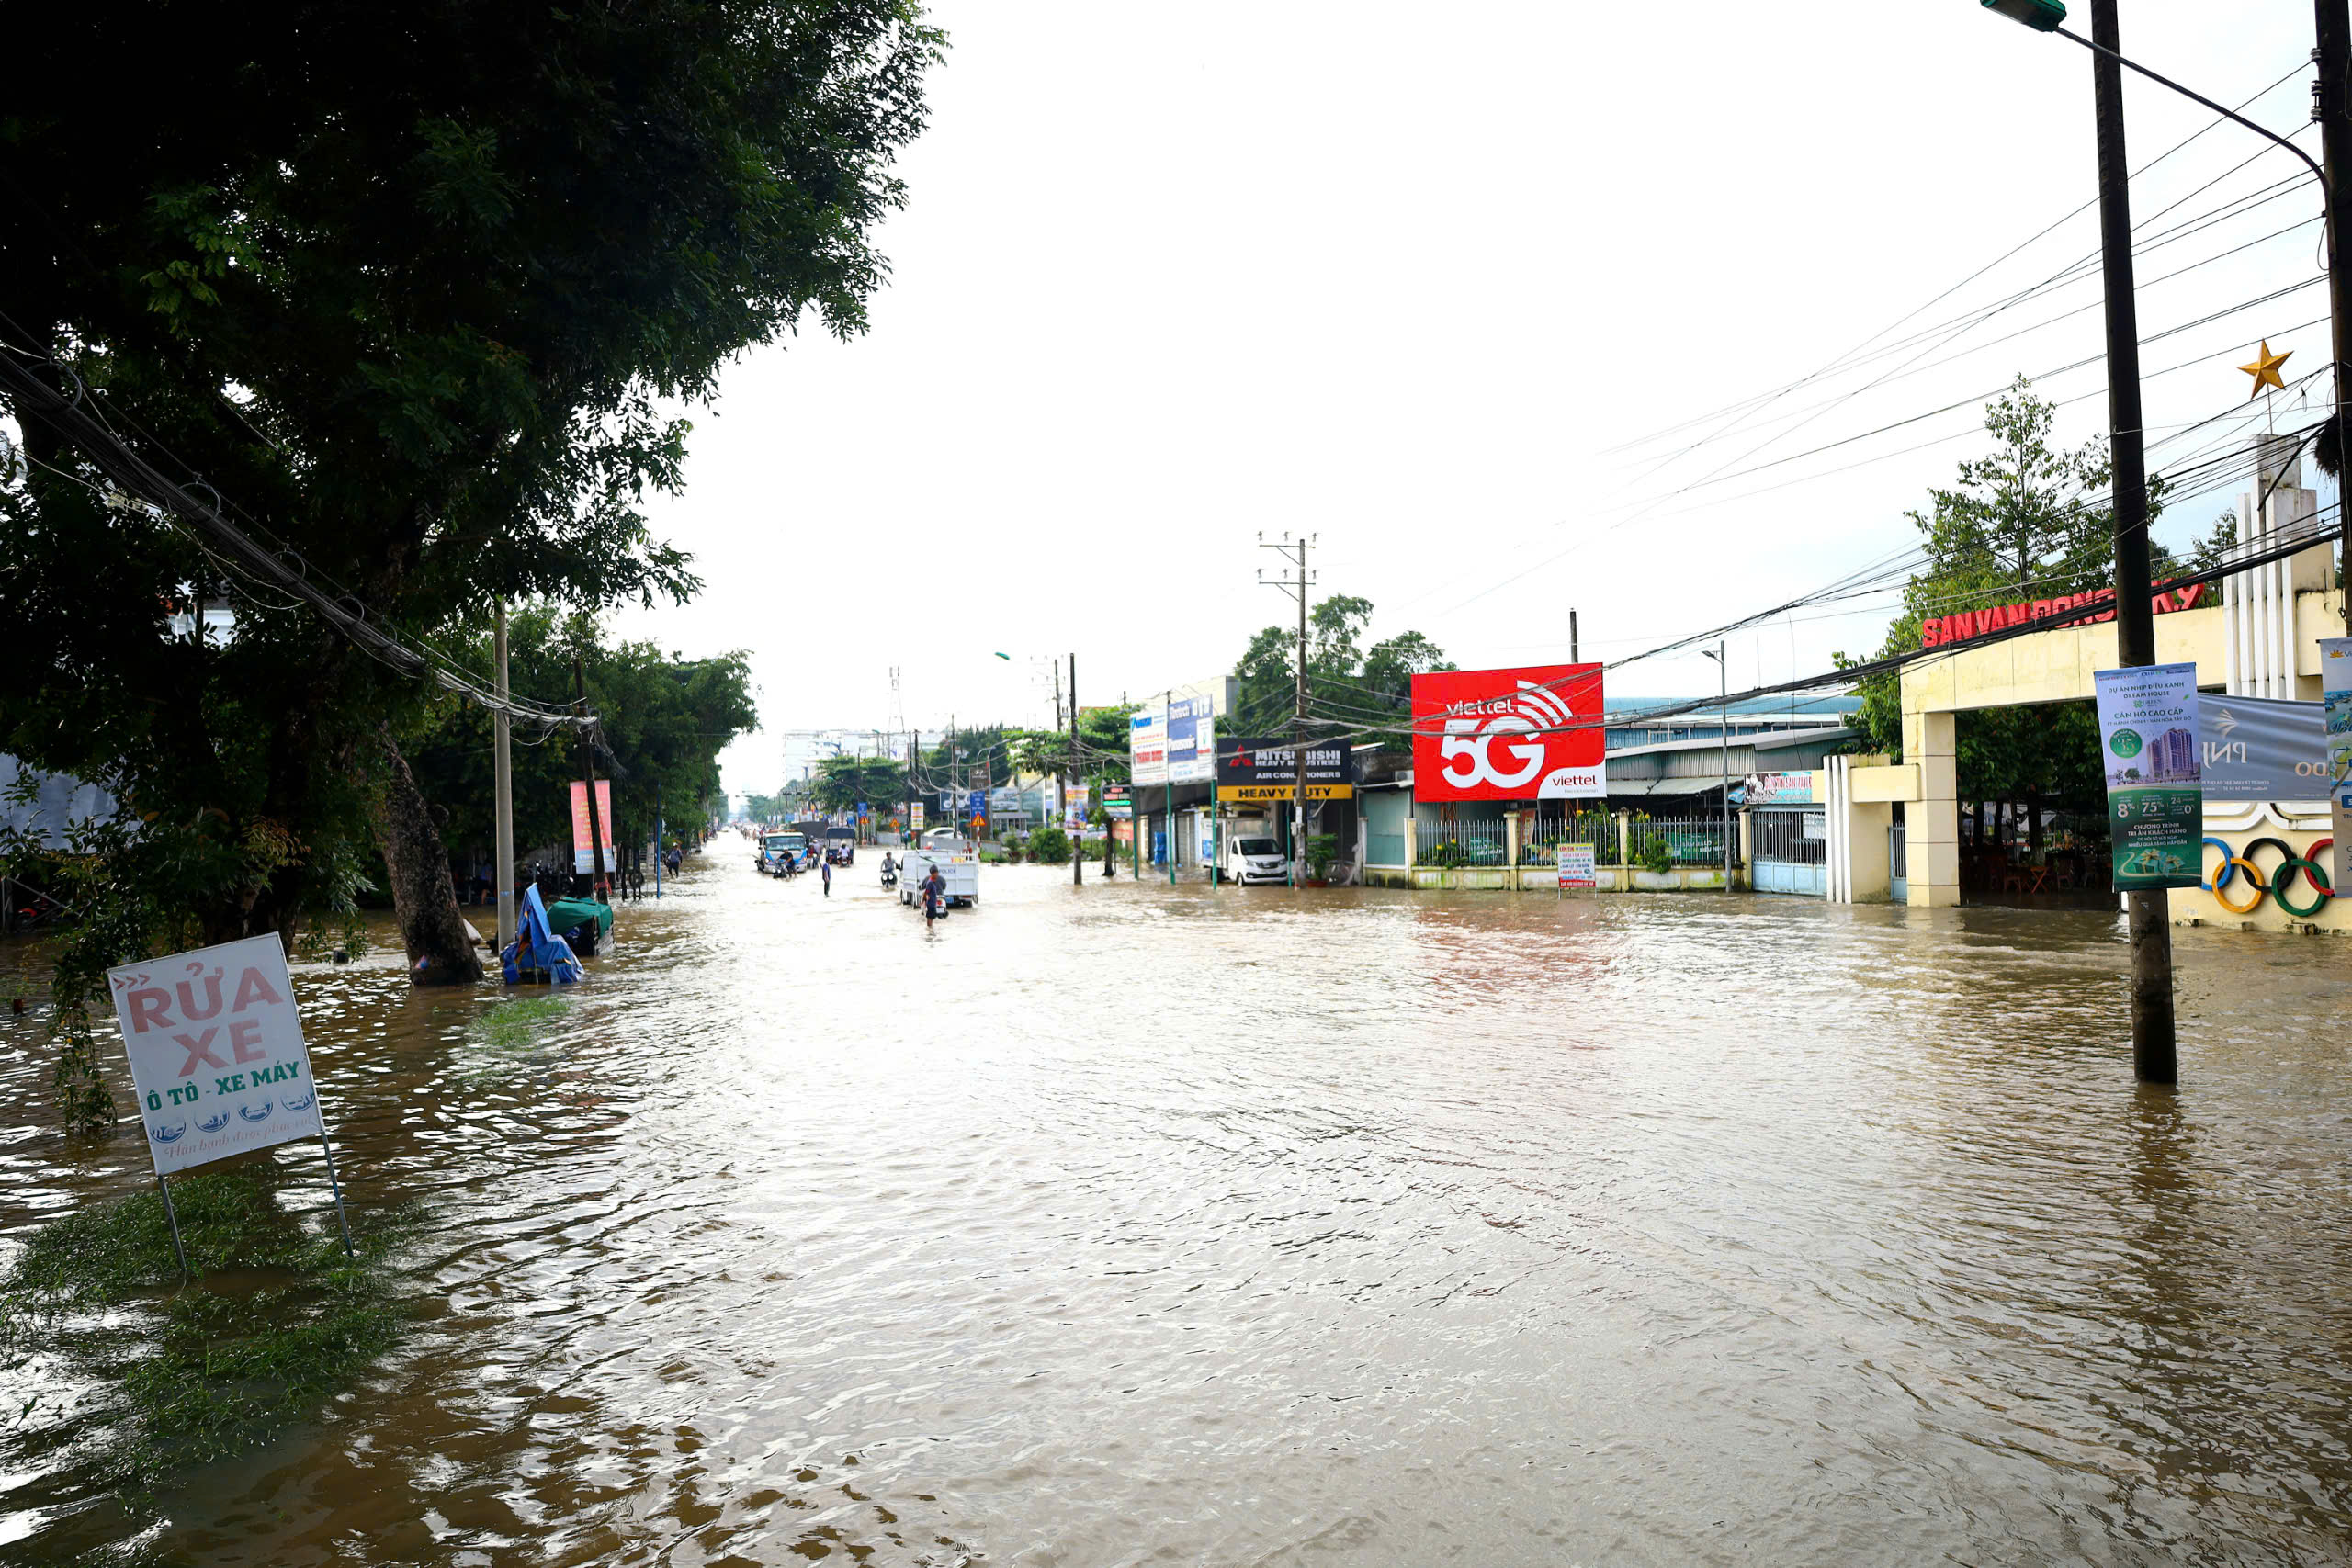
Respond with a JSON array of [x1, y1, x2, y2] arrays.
[[107, 934, 327, 1177]]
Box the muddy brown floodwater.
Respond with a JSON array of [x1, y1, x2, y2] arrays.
[[4, 851, 2352, 1564]]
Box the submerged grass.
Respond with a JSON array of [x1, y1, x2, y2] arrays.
[[0, 1164, 415, 1494], [469, 992, 571, 1053]]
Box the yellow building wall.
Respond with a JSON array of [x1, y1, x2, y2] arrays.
[[1895, 593, 2346, 923]]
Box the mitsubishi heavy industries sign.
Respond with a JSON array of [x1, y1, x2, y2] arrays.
[[1411, 664, 1604, 802]]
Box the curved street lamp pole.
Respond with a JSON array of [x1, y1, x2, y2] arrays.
[[1987, 0, 2352, 629]]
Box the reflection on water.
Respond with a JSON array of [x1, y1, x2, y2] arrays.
[[4, 857, 2350, 1563]]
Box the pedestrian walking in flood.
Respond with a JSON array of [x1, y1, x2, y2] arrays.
[[920, 863, 944, 931], [820, 857, 831, 897]]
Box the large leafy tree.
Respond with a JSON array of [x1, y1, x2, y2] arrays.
[[1838, 380, 2232, 850], [406, 607, 757, 867], [1, 1, 938, 1123], [809, 756, 907, 816], [1233, 596, 1452, 749]]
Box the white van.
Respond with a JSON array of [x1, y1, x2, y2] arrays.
[[1226, 832, 1289, 886]]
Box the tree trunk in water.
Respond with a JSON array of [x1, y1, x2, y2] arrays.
[[371, 725, 483, 986]]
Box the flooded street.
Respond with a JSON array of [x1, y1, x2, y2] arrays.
[[6, 852, 2352, 1565]]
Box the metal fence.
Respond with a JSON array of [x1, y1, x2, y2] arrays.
[[1625, 813, 1741, 869], [1523, 810, 1617, 864], [1751, 807, 1826, 865], [1889, 821, 1907, 881], [1416, 819, 1509, 867]]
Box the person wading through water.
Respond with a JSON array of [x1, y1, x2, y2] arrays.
[[820, 854, 831, 897], [920, 863, 944, 931]]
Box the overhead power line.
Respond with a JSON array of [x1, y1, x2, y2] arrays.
[[0, 348, 595, 733]]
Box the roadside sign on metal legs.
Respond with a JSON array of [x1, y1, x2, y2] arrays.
[[107, 935, 327, 1177]]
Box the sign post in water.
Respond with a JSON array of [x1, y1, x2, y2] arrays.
[[107, 934, 354, 1276], [2092, 662, 2202, 891]]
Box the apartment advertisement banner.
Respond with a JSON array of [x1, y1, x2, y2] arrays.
[[1411, 664, 1604, 802], [2094, 662, 2201, 891], [569, 780, 616, 874], [1216, 738, 1358, 803]]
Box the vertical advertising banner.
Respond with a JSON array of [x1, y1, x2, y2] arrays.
[[1411, 664, 1604, 801], [2093, 662, 2201, 890], [1130, 707, 1168, 788], [2323, 637, 2352, 886], [1165, 697, 1219, 784], [107, 935, 327, 1177], [569, 780, 616, 874]]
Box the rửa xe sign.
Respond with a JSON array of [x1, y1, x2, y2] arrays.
[[107, 934, 327, 1176], [1411, 664, 1604, 801]]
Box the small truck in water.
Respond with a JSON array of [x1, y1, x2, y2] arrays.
[[897, 841, 978, 909]]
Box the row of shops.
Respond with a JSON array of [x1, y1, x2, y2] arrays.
[[1120, 691, 1864, 892]]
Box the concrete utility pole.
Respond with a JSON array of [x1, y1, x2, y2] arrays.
[[1070, 653, 1083, 886], [2318, 0, 2352, 626], [1570, 607, 1579, 664], [1259, 534, 1317, 887], [572, 653, 611, 898], [493, 600, 515, 951], [2087, 0, 2177, 1084]]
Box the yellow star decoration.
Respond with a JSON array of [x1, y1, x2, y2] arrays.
[[2240, 339, 2291, 399]]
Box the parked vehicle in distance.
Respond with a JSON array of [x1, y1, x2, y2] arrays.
[[1227, 834, 1289, 886], [759, 830, 806, 875]]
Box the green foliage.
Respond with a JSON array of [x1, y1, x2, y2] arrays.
[[1834, 376, 2182, 832], [0, 1166, 413, 1493], [1306, 833, 1339, 880], [406, 606, 756, 862], [1233, 596, 1451, 749], [810, 755, 906, 817], [1007, 704, 1140, 784], [1639, 836, 1674, 876], [1424, 840, 1468, 869], [1025, 826, 1072, 864], [2, 1, 935, 1120]]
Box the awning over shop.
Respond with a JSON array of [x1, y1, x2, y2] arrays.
[[1610, 776, 1730, 798]]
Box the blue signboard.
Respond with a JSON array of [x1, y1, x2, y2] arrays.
[[967, 790, 986, 817]]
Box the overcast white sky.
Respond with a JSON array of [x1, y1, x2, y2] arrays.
[[611, 2, 2334, 797]]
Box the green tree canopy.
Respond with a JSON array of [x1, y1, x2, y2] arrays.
[[406, 607, 757, 863], [1837, 378, 2233, 821], [1233, 596, 1452, 750]]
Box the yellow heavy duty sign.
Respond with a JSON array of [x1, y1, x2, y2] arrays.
[[1216, 783, 1355, 802]]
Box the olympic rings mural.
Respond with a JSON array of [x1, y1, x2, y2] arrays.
[[2200, 835, 2335, 917]]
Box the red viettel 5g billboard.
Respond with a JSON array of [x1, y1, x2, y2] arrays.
[[1411, 664, 1604, 801]]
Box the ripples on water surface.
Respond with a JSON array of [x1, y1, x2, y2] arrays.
[[3, 855, 2350, 1564]]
